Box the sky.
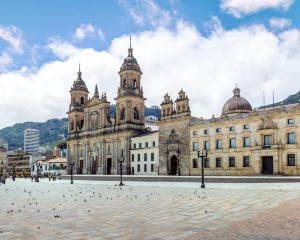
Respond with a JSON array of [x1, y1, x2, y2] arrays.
[[1, 0, 300, 128]]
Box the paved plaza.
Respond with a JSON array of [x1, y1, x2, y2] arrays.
[[1, 179, 300, 239]]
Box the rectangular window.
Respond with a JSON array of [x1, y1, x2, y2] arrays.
[[287, 154, 296, 166], [216, 158, 222, 168], [216, 140, 222, 149], [137, 154, 140, 162], [243, 137, 250, 147], [133, 143, 136, 149], [144, 164, 147, 172], [204, 141, 210, 150], [243, 156, 250, 167], [131, 154, 134, 162], [151, 153, 154, 161], [151, 164, 154, 172], [264, 135, 272, 147], [144, 153, 147, 161], [137, 164, 140, 172], [145, 142, 148, 148], [152, 141, 156, 147], [193, 131, 198, 136], [229, 157, 235, 167], [229, 138, 236, 148], [229, 126, 235, 132], [193, 159, 198, 168], [287, 132, 296, 144], [216, 128, 221, 133], [243, 124, 249, 130], [193, 142, 199, 151], [287, 119, 295, 125], [204, 158, 209, 168], [139, 143, 142, 148], [204, 129, 209, 135]]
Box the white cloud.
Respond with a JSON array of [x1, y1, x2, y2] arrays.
[[0, 52, 13, 69], [120, 0, 173, 28], [73, 23, 105, 41], [46, 38, 81, 60], [0, 25, 24, 53], [1, 19, 300, 129], [269, 17, 291, 30], [221, 0, 294, 18]]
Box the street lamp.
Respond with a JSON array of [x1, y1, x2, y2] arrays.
[[198, 150, 208, 189], [12, 164, 16, 181], [70, 160, 74, 184], [118, 150, 125, 186]]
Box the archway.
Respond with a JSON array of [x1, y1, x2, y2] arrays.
[[170, 155, 178, 175]]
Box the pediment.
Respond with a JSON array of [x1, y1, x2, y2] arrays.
[[85, 97, 102, 108]]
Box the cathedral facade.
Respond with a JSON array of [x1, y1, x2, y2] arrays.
[[67, 42, 146, 175]]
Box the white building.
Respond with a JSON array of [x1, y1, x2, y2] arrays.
[[48, 158, 67, 176], [24, 128, 40, 154], [130, 131, 159, 175]]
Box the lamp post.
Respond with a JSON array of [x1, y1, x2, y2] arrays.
[[12, 164, 16, 181], [198, 150, 208, 189], [70, 160, 74, 184], [118, 150, 125, 186]]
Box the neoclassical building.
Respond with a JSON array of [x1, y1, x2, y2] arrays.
[[67, 42, 146, 175], [159, 87, 300, 176]]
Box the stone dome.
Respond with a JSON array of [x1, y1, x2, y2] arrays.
[[221, 87, 252, 116], [70, 66, 89, 92], [120, 38, 141, 73]]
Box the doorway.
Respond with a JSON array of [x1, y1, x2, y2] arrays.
[[170, 155, 178, 175], [107, 158, 112, 175], [262, 156, 273, 174], [79, 160, 83, 174], [91, 158, 97, 175]]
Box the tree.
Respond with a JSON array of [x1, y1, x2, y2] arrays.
[[57, 140, 67, 150]]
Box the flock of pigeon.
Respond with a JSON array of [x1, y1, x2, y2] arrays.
[[0, 179, 208, 237]]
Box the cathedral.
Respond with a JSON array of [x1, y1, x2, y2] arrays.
[[67, 40, 146, 175]]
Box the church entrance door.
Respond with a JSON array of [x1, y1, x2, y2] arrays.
[[170, 155, 178, 175], [107, 158, 112, 175], [91, 158, 97, 175]]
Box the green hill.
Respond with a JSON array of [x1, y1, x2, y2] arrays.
[[0, 105, 160, 150]]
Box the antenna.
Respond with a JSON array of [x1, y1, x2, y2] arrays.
[[272, 90, 275, 110], [263, 91, 266, 116]]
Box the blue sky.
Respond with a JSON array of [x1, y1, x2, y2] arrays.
[[1, 0, 299, 69], [0, 0, 300, 128]]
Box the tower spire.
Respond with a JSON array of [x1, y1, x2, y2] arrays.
[[128, 35, 133, 57], [94, 84, 99, 98], [77, 63, 82, 79]]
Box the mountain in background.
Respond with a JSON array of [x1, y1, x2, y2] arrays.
[[0, 105, 160, 150], [259, 91, 300, 109]]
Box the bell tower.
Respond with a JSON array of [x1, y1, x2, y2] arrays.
[[115, 37, 145, 131], [67, 65, 89, 133]]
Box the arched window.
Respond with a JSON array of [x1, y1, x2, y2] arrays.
[[178, 106, 181, 112], [134, 107, 139, 120], [80, 119, 84, 129], [81, 97, 84, 104], [120, 108, 126, 120], [123, 79, 127, 88], [133, 79, 137, 88]]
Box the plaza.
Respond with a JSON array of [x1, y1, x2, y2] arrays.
[[1, 179, 300, 239]]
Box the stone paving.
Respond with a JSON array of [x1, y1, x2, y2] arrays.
[[1, 179, 300, 240]]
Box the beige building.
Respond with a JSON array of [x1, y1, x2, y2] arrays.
[[130, 131, 159, 175], [159, 87, 300, 176], [0, 147, 7, 175], [67, 40, 147, 175]]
